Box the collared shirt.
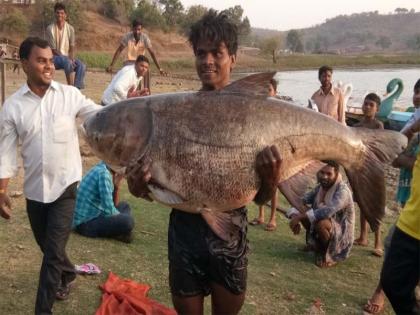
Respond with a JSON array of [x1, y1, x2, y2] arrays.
[[102, 65, 143, 105], [120, 32, 151, 62], [0, 81, 101, 203], [73, 161, 119, 227], [311, 86, 345, 124], [46, 22, 76, 56]]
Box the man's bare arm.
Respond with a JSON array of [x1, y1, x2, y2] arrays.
[[106, 44, 125, 73]]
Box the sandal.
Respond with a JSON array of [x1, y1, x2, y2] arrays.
[[249, 218, 263, 226], [56, 279, 76, 301], [363, 299, 384, 314], [265, 223, 277, 231]]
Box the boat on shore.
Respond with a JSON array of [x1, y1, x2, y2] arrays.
[[345, 78, 413, 130]]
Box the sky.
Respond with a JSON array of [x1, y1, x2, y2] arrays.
[[180, 0, 420, 31]]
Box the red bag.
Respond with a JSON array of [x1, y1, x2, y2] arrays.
[[96, 272, 177, 315]]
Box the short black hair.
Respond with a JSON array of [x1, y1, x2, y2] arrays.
[[188, 10, 238, 56], [136, 54, 149, 64], [269, 78, 277, 92], [414, 79, 420, 91], [19, 37, 50, 60], [364, 92, 381, 107], [322, 160, 340, 173], [132, 18, 143, 28], [54, 2, 66, 12], [318, 65, 333, 79]]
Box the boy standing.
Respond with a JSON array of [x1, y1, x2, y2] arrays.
[[126, 11, 282, 315], [353, 93, 384, 257]]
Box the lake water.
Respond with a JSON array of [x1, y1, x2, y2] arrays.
[[256, 68, 418, 109]]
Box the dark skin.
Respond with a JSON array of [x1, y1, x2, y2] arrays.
[[354, 99, 384, 130], [288, 165, 338, 268], [106, 24, 166, 76], [126, 39, 282, 315], [0, 46, 55, 220], [319, 70, 332, 95]]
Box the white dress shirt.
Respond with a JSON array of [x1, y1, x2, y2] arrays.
[[102, 65, 143, 105], [0, 81, 102, 203]]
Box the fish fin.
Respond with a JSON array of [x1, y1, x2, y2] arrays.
[[222, 72, 277, 96], [346, 128, 407, 231], [147, 184, 185, 205], [200, 210, 237, 242], [278, 160, 325, 206]]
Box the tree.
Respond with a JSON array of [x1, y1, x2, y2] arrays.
[[131, 0, 166, 30], [158, 0, 184, 28], [407, 34, 420, 50], [260, 36, 281, 63], [181, 5, 208, 35], [222, 5, 251, 43], [286, 30, 304, 53], [375, 36, 392, 49], [0, 8, 29, 35], [394, 7, 408, 14], [100, 0, 134, 23]]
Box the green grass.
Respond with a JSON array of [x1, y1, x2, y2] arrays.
[[0, 181, 397, 314], [76, 50, 420, 74]]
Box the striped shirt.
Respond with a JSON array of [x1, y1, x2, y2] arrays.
[[73, 162, 119, 227]]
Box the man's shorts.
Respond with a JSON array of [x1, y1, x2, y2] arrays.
[[168, 208, 249, 297]]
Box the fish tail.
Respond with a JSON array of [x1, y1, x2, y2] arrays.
[[345, 128, 407, 231]]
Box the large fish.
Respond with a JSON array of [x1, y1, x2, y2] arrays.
[[83, 73, 406, 240]]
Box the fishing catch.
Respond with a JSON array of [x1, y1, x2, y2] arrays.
[[83, 73, 406, 236]]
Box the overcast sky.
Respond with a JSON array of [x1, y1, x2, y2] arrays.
[[180, 0, 420, 30]]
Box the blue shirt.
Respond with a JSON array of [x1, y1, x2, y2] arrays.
[[73, 162, 119, 227]]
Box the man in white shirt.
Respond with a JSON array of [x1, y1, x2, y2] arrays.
[[0, 37, 101, 315], [46, 2, 86, 89], [102, 55, 150, 105]]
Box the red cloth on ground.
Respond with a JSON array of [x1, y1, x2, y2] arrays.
[[96, 272, 177, 315]]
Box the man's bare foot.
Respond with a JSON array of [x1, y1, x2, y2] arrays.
[[315, 254, 337, 268], [265, 223, 276, 231], [249, 218, 264, 226], [353, 237, 369, 246], [371, 248, 383, 257], [363, 290, 385, 314]]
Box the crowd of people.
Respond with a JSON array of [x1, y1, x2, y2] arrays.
[[0, 2, 418, 315]]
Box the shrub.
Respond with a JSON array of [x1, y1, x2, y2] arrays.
[[0, 8, 29, 36]]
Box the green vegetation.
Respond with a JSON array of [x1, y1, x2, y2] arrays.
[[0, 179, 396, 314], [0, 8, 29, 35], [76, 50, 420, 73]]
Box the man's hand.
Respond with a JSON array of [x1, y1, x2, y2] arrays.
[[126, 157, 153, 201], [127, 87, 150, 99], [256, 145, 282, 186], [254, 145, 282, 205], [289, 214, 303, 235], [0, 193, 12, 220], [106, 66, 113, 73], [113, 173, 124, 188]]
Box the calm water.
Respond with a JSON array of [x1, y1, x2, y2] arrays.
[[244, 68, 418, 109]]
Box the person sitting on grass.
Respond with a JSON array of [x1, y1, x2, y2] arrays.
[[73, 161, 135, 243], [353, 93, 384, 257], [287, 160, 355, 268], [102, 55, 150, 106]]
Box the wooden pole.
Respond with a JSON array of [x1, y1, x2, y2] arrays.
[[1, 61, 5, 106]]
